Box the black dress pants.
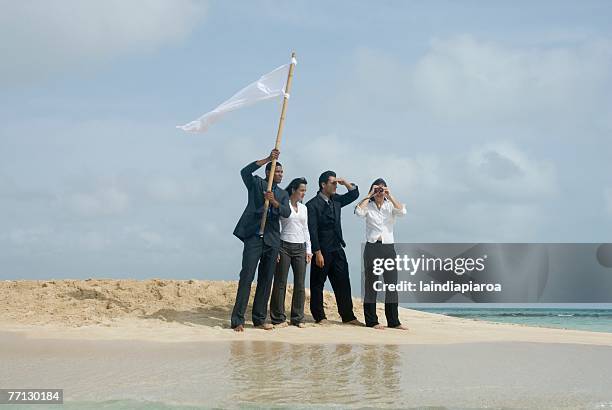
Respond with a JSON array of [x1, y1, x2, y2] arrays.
[[363, 241, 401, 328], [231, 235, 279, 328], [309, 247, 357, 323]]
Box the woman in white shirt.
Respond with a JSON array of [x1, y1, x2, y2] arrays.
[[355, 178, 408, 330], [270, 177, 312, 328]]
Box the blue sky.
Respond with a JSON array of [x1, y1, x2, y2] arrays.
[[1, 0, 611, 285]]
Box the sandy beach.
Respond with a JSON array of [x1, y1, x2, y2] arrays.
[[1, 279, 612, 345], [2, 279, 612, 408]]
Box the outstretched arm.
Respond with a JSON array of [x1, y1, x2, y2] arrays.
[[335, 178, 359, 207], [240, 149, 279, 188]]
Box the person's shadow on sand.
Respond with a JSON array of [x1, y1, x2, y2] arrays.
[[139, 307, 335, 329], [140, 307, 232, 328], [67, 289, 131, 311]]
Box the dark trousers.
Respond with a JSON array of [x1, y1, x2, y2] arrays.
[[363, 241, 401, 328], [230, 235, 279, 328], [310, 247, 357, 323], [270, 240, 307, 325]]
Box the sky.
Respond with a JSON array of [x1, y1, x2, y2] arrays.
[[1, 1, 611, 290]]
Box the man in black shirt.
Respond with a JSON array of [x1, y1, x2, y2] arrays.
[[306, 170, 363, 325], [231, 149, 291, 331]]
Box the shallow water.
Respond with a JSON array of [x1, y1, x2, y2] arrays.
[[416, 307, 612, 332], [2, 335, 612, 409]]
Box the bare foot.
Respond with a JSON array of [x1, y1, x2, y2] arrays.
[[254, 323, 274, 330], [391, 324, 409, 330], [316, 319, 331, 325], [295, 322, 306, 328], [233, 324, 244, 332], [344, 319, 365, 327], [273, 322, 289, 328], [372, 324, 386, 330]]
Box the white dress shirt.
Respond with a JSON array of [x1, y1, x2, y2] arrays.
[[355, 199, 406, 244], [280, 201, 312, 254]]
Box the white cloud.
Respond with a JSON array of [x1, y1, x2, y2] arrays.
[[336, 35, 612, 129], [465, 142, 558, 201], [326, 35, 610, 243], [144, 176, 204, 203], [64, 181, 130, 217], [412, 35, 612, 123], [284, 134, 557, 241], [57, 173, 212, 217], [0, 0, 207, 83]]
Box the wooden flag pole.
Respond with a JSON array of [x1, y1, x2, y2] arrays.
[[259, 51, 296, 236]]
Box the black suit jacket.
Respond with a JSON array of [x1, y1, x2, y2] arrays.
[[233, 161, 291, 248], [306, 186, 359, 253]]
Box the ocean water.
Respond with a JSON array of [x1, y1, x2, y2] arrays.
[[414, 307, 612, 333]]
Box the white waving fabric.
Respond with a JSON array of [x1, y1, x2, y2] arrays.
[[177, 61, 294, 133]]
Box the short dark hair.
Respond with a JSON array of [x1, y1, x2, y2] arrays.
[[265, 161, 282, 174], [369, 177, 387, 201], [318, 170, 336, 191], [285, 177, 307, 196]]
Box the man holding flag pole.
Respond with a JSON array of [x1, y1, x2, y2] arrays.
[[177, 53, 297, 331], [230, 150, 291, 330]]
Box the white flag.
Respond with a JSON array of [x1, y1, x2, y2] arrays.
[[177, 59, 296, 132]]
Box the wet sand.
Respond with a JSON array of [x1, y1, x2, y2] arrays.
[[1, 332, 612, 408]]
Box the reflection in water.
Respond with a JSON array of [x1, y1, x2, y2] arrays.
[[6, 336, 611, 408], [227, 342, 401, 407]]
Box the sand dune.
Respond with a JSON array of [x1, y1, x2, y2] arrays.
[[1, 279, 611, 345]]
